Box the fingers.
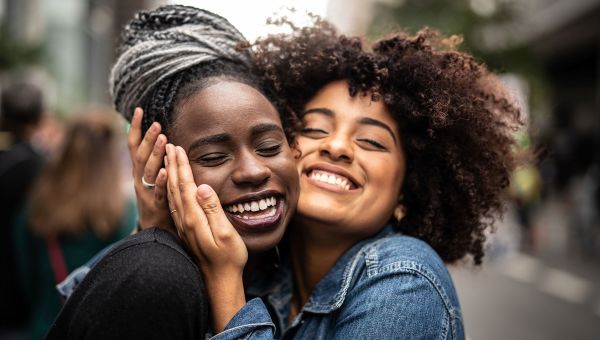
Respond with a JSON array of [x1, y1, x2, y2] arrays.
[[127, 108, 143, 157], [154, 168, 168, 208], [133, 117, 162, 183], [196, 183, 236, 247], [173, 146, 215, 245], [143, 134, 166, 185], [166, 144, 183, 222]]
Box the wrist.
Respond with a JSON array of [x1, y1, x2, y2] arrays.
[[205, 274, 246, 332]]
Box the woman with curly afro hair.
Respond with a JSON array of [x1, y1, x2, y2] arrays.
[[165, 16, 521, 340]]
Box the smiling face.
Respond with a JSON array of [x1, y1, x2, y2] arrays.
[[295, 80, 406, 240], [169, 80, 299, 252]]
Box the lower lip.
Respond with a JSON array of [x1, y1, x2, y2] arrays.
[[225, 199, 284, 232], [303, 173, 357, 194]]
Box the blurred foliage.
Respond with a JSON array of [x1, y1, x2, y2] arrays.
[[0, 28, 42, 71], [368, 0, 550, 128]]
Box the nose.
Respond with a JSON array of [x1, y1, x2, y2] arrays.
[[318, 131, 354, 163], [231, 150, 272, 186]]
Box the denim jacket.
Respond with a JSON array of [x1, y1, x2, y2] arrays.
[[212, 225, 465, 340]]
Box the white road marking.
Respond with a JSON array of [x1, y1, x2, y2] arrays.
[[498, 253, 541, 284], [538, 268, 592, 304], [594, 299, 600, 318]]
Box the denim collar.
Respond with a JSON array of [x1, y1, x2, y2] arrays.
[[246, 224, 397, 315]]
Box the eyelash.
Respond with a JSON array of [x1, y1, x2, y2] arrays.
[[197, 153, 229, 166], [358, 138, 386, 150], [301, 127, 327, 135], [257, 143, 282, 156]]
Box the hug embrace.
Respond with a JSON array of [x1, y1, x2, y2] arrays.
[[47, 5, 521, 340]]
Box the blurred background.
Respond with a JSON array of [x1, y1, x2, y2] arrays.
[[1, 0, 599, 339]]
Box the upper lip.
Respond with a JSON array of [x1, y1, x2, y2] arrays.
[[305, 163, 360, 187], [223, 189, 283, 207]]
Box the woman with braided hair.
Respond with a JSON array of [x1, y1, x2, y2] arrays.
[[52, 5, 520, 339], [46, 5, 299, 339]]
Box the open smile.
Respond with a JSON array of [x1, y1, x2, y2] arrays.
[[304, 164, 360, 193], [223, 192, 284, 231]]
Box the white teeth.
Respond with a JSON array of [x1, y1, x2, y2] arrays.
[[310, 170, 353, 191], [226, 196, 280, 215]]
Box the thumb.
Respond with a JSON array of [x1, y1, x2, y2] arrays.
[[196, 184, 234, 236]]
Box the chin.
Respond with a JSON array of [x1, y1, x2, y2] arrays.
[[240, 223, 286, 253]]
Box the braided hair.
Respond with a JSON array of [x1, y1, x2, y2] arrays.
[[109, 5, 290, 137]]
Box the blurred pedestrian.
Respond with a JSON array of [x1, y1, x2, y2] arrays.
[[0, 79, 46, 338], [11, 107, 136, 340]]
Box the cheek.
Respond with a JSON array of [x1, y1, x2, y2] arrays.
[[366, 156, 405, 195], [273, 149, 300, 185], [191, 167, 229, 193]]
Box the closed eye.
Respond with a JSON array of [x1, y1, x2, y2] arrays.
[[357, 138, 387, 151], [257, 143, 282, 156], [195, 153, 230, 166], [301, 127, 328, 137]]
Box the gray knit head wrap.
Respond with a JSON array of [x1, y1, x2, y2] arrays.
[[109, 5, 252, 121]]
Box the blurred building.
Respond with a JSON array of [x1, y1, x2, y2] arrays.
[[0, 0, 164, 114]]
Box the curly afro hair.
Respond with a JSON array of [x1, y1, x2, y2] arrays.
[[254, 17, 522, 265]]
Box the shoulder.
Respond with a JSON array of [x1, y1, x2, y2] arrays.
[[364, 233, 448, 277], [93, 227, 203, 291], [349, 233, 461, 314], [48, 228, 209, 339]]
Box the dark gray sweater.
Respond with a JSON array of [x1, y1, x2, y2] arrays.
[[46, 227, 209, 339]]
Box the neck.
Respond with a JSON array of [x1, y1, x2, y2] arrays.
[[288, 218, 356, 312], [243, 249, 278, 284]]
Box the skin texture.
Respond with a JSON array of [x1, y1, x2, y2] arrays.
[[287, 80, 406, 318], [168, 80, 299, 253], [294, 80, 405, 244]]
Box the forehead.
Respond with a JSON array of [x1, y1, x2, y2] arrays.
[[305, 81, 395, 125], [173, 81, 282, 139]]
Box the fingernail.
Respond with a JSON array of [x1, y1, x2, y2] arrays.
[[197, 184, 213, 199], [164, 156, 168, 166]]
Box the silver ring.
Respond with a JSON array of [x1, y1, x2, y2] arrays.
[[170, 209, 177, 214], [141, 176, 155, 189]]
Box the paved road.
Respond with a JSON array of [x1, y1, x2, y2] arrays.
[[451, 257, 600, 340], [449, 198, 600, 340]]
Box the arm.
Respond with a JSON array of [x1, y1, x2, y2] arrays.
[[166, 144, 248, 332]]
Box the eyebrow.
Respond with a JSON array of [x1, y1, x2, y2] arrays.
[[187, 123, 284, 154], [358, 117, 397, 144], [303, 107, 397, 144], [302, 107, 335, 117], [251, 123, 284, 136], [188, 133, 231, 153]]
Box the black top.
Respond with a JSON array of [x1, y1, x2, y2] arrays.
[[46, 227, 209, 339], [0, 139, 44, 328]]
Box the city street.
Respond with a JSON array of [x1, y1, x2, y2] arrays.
[[451, 200, 600, 340]]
